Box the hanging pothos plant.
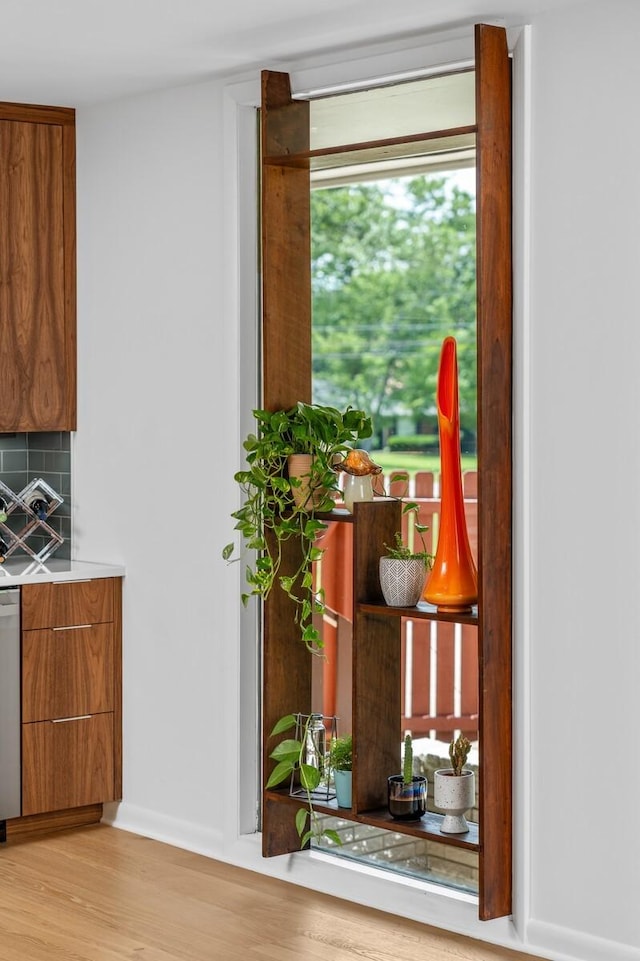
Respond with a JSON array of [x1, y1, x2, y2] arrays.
[[223, 401, 372, 652]]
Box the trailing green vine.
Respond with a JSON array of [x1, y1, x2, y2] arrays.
[[224, 402, 371, 652]]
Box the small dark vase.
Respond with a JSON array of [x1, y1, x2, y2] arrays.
[[387, 774, 427, 820]]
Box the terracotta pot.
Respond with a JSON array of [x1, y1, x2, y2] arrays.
[[287, 454, 332, 510], [379, 556, 427, 607], [433, 768, 475, 833]]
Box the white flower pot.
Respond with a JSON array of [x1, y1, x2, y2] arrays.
[[379, 556, 427, 607], [434, 768, 475, 833]]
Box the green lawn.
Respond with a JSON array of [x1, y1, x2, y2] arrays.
[[370, 449, 477, 477]]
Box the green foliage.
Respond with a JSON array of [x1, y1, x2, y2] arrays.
[[403, 733, 413, 786], [266, 714, 342, 849], [449, 733, 472, 776], [311, 176, 477, 438], [329, 734, 353, 772], [387, 434, 439, 453], [223, 402, 372, 652], [382, 492, 433, 567]]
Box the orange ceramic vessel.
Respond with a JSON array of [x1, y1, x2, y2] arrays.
[[424, 337, 478, 613]]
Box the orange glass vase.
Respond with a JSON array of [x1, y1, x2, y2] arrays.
[[424, 336, 478, 613]]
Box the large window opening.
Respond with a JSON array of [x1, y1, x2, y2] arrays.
[[306, 75, 479, 893]]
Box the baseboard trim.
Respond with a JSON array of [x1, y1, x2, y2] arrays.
[[102, 800, 224, 857], [526, 918, 640, 961], [6, 804, 103, 841]]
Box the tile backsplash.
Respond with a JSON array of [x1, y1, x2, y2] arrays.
[[0, 432, 71, 560]]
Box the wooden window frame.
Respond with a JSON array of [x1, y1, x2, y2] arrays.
[[260, 23, 512, 921]]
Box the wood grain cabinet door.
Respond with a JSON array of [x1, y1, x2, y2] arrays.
[[22, 578, 114, 630], [22, 624, 114, 722], [22, 713, 114, 816], [0, 104, 76, 432]]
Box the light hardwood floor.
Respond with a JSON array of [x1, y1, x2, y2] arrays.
[[0, 825, 545, 961]]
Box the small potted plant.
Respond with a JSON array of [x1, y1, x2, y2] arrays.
[[329, 734, 353, 808], [387, 733, 427, 820], [223, 402, 372, 651], [379, 502, 433, 607], [266, 713, 342, 848], [434, 733, 475, 834]]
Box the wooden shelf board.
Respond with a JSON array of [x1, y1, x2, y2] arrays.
[[358, 601, 478, 626], [264, 789, 479, 851]]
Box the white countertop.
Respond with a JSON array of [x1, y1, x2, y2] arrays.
[[0, 557, 125, 585]]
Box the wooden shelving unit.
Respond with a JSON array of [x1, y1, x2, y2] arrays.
[[263, 500, 481, 857], [265, 786, 479, 851]]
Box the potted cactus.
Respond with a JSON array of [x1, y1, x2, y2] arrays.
[[387, 733, 427, 820], [434, 733, 475, 834]]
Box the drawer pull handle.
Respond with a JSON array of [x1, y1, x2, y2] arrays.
[[54, 579, 93, 584], [51, 714, 92, 723], [52, 624, 92, 632]]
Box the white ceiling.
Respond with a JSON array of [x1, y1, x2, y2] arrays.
[[0, 0, 579, 108]]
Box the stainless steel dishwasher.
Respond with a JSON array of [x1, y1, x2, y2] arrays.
[[0, 588, 21, 824]]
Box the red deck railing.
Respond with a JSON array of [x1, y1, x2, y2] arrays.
[[314, 471, 479, 743]]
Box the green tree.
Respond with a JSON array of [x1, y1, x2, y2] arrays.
[[311, 175, 477, 445]]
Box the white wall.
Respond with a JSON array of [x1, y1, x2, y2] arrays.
[[75, 79, 243, 846], [74, 3, 640, 960], [527, 2, 640, 957]]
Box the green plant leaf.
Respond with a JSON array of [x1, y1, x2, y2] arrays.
[[323, 829, 342, 845], [265, 760, 294, 789], [222, 542, 235, 560], [299, 829, 314, 848], [270, 714, 297, 736], [295, 807, 308, 837], [269, 739, 301, 763], [299, 764, 321, 791]]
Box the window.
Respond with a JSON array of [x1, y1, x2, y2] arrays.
[[260, 23, 512, 921]]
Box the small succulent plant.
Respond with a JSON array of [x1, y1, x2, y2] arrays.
[[449, 733, 472, 776]]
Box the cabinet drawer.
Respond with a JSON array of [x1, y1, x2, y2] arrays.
[[22, 712, 115, 816], [22, 623, 114, 722], [21, 578, 116, 629]]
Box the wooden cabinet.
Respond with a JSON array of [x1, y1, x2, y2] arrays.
[[20, 578, 122, 817], [0, 101, 76, 432]]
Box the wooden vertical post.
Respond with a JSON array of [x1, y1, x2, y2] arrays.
[[475, 22, 513, 921]]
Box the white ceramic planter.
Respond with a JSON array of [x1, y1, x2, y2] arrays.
[[434, 768, 475, 833], [379, 556, 427, 607]]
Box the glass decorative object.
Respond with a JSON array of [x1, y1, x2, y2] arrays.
[[424, 336, 478, 612], [289, 713, 338, 803], [334, 449, 381, 513]]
